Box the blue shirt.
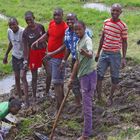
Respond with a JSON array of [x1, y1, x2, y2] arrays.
[[64, 28, 79, 60], [64, 27, 93, 60]]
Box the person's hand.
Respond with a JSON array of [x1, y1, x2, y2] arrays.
[[79, 48, 88, 56], [67, 79, 73, 89], [59, 60, 65, 71], [95, 53, 100, 62], [121, 58, 126, 68], [23, 63, 28, 71], [43, 53, 52, 63], [31, 41, 38, 50], [3, 55, 8, 64], [22, 60, 28, 71]]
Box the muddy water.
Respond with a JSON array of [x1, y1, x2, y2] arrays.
[[83, 3, 110, 12], [0, 72, 32, 94]]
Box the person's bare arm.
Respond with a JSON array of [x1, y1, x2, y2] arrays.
[[3, 42, 13, 64], [63, 47, 71, 61], [121, 39, 127, 68], [43, 44, 65, 62], [95, 32, 104, 62], [31, 32, 48, 49]]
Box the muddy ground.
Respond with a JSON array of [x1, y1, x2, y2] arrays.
[[0, 61, 140, 140]]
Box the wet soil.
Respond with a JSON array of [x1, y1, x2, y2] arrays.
[[1, 62, 140, 140]]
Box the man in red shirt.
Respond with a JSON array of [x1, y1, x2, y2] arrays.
[[46, 8, 67, 110], [32, 8, 67, 110]]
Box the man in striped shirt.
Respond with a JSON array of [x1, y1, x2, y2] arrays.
[[95, 3, 128, 106]]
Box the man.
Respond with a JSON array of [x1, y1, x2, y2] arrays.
[[22, 11, 46, 106], [60, 13, 82, 112], [3, 18, 24, 99], [95, 3, 128, 106], [32, 8, 68, 110]]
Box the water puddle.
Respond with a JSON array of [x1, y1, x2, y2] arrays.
[[0, 72, 32, 94], [83, 3, 110, 12], [0, 13, 9, 20]]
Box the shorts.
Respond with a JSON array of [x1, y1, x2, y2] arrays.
[[97, 51, 121, 84], [29, 48, 46, 70], [47, 58, 65, 84], [12, 55, 24, 72]]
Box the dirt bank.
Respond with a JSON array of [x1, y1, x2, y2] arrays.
[[1, 63, 140, 140]]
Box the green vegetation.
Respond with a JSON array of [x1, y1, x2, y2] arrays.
[[62, 119, 81, 131], [102, 0, 140, 7], [15, 118, 34, 139], [108, 128, 140, 140], [0, 0, 140, 75]]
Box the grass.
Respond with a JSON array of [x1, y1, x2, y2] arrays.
[[102, 0, 140, 7], [0, 0, 140, 75], [61, 119, 81, 131], [108, 128, 140, 140], [15, 118, 34, 139]]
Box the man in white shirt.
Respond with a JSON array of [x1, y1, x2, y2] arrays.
[[3, 17, 25, 99]]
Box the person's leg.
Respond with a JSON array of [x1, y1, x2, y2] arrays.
[[79, 71, 96, 138], [96, 78, 102, 101], [14, 71, 22, 98], [31, 69, 38, 102], [108, 52, 121, 106], [71, 59, 81, 109], [42, 49, 52, 95], [72, 76, 82, 106], [44, 62, 52, 95], [51, 58, 65, 110], [21, 69, 29, 106], [12, 56, 23, 99], [54, 83, 64, 110], [96, 52, 109, 101], [107, 83, 117, 106]]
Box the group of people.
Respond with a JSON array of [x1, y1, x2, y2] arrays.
[[3, 3, 127, 140]]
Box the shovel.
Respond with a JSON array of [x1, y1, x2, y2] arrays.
[[49, 89, 70, 140]]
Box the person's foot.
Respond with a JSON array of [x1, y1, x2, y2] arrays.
[[77, 135, 89, 140]]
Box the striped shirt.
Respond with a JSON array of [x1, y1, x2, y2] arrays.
[[102, 18, 128, 52]]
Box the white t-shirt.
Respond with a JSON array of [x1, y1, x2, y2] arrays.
[[8, 27, 24, 59]]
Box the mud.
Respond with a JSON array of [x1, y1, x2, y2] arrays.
[[0, 63, 140, 140]]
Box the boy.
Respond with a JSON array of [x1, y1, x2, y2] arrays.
[[32, 8, 68, 111], [0, 98, 21, 120], [95, 3, 128, 106], [68, 21, 96, 140], [22, 11, 46, 105], [60, 13, 82, 112], [3, 18, 24, 99]]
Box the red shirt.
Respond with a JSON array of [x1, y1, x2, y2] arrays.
[[102, 18, 128, 52], [47, 20, 68, 58]]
